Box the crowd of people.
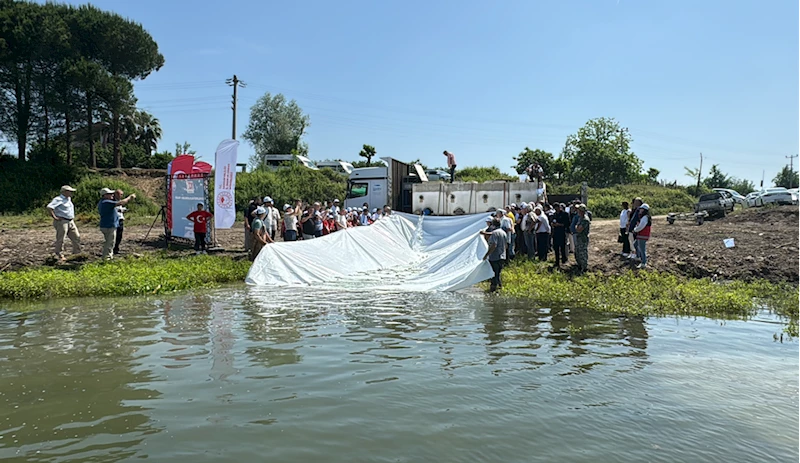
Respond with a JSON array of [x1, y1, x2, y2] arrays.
[[243, 196, 393, 260], [481, 200, 592, 291], [619, 197, 652, 270], [45, 183, 653, 289]]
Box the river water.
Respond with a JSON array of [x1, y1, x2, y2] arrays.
[[0, 287, 797, 462]]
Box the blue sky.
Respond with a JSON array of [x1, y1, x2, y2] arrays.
[[66, 0, 798, 186]]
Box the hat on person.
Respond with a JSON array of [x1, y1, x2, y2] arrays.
[[255, 207, 267, 215], [520, 202, 529, 209], [577, 204, 587, 212], [640, 203, 650, 211], [61, 185, 76, 192], [497, 209, 506, 214], [510, 203, 517, 208], [333, 199, 340, 203], [372, 208, 377, 213], [283, 204, 290, 211], [99, 187, 115, 196], [486, 215, 494, 222], [263, 196, 273, 203]]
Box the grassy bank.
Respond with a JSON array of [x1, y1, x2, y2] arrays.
[[497, 260, 799, 332], [0, 254, 250, 300]]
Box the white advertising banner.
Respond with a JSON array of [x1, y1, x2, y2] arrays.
[[213, 139, 239, 229]]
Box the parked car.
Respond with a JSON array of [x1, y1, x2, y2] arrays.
[[694, 192, 729, 218], [754, 187, 794, 206], [745, 191, 761, 208], [425, 169, 451, 182], [789, 188, 798, 205], [712, 188, 747, 208]]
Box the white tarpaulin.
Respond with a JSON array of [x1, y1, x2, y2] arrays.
[[213, 139, 239, 229], [245, 212, 495, 291]]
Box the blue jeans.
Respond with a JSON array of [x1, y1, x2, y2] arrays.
[[284, 230, 297, 241], [636, 239, 647, 266], [508, 233, 516, 259]]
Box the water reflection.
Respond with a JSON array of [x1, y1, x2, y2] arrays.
[[0, 307, 162, 462], [0, 288, 795, 463]]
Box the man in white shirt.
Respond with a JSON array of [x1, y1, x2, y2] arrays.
[[113, 189, 128, 256], [46, 185, 81, 260], [520, 204, 537, 259], [534, 207, 551, 261], [263, 196, 280, 241], [330, 199, 341, 218]]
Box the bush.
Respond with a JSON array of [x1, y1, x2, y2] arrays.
[[215, 165, 347, 212], [457, 166, 518, 183], [71, 176, 161, 217], [547, 183, 696, 218], [0, 156, 85, 214]]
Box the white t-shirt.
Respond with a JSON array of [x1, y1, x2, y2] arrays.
[[619, 209, 629, 228], [535, 214, 551, 234], [337, 214, 348, 229], [284, 213, 298, 232], [330, 205, 340, 216]]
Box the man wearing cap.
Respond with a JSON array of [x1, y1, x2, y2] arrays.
[[262, 196, 280, 242], [47, 185, 81, 260], [330, 199, 341, 218], [482, 218, 508, 292], [98, 188, 136, 260]]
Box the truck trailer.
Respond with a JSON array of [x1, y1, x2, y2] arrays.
[[344, 157, 552, 215]]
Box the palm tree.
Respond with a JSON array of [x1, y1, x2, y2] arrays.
[[134, 110, 162, 155]]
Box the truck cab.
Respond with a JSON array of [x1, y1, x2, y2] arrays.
[[345, 166, 389, 211]]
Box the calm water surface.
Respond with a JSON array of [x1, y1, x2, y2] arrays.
[[0, 288, 797, 462]]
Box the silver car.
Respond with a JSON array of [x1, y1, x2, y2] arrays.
[[712, 188, 747, 207]]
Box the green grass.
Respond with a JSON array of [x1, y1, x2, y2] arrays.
[[0, 254, 251, 300], [497, 259, 799, 331]]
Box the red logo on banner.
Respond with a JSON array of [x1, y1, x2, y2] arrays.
[[216, 191, 234, 209]]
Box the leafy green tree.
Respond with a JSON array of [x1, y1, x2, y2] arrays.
[[560, 117, 643, 187], [129, 110, 162, 154], [773, 165, 799, 189], [456, 166, 518, 183], [727, 177, 755, 195], [359, 144, 377, 164], [243, 92, 310, 166], [702, 164, 730, 189], [512, 148, 564, 179]]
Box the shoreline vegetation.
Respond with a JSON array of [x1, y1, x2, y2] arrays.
[[0, 252, 796, 335], [495, 260, 799, 335]]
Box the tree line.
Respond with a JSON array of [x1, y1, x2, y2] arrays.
[[0, 0, 167, 168]]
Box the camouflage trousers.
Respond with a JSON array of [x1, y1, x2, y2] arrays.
[[575, 238, 589, 271]]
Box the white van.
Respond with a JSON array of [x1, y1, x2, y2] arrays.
[[317, 160, 354, 175], [345, 166, 389, 210], [261, 154, 318, 170]]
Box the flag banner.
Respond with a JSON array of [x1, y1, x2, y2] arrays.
[[213, 139, 239, 229]]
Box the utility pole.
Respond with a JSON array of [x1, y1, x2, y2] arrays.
[[226, 75, 246, 140], [696, 152, 703, 192], [786, 154, 799, 189]]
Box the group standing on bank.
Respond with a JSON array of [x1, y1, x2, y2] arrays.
[[44, 183, 655, 291]]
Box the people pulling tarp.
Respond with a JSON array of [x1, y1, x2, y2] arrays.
[[245, 212, 494, 292]]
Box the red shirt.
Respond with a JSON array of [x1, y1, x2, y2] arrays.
[[187, 210, 213, 233]]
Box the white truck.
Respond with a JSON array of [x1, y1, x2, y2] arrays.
[[344, 157, 550, 214]]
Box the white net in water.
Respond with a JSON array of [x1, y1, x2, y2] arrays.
[[245, 212, 495, 291]]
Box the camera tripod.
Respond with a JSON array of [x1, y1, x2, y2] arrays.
[[142, 205, 168, 248]]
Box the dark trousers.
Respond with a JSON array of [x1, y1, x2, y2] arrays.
[[553, 232, 567, 264], [285, 230, 297, 241], [620, 228, 631, 254], [194, 232, 207, 251], [536, 233, 550, 261], [449, 165, 456, 183], [113, 219, 124, 254], [489, 259, 504, 291]]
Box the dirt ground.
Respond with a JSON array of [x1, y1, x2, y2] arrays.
[[0, 206, 797, 283], [585, 206, 798, 283]]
